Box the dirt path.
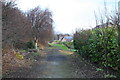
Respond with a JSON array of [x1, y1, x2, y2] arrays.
[[3, 47, 105, 78]]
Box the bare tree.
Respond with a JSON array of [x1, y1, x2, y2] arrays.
[[27, 7, 54, 46], [2, 1, 32, 49]]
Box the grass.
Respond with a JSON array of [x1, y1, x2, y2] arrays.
[[21, 49, 27, 53], [31, 52, 40, 56], [49, 43, 69, 51], [48, 43, 77, 52], [69, 49, 77, 52]]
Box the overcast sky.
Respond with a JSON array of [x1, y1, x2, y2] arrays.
[[16, 0, 119, 34]]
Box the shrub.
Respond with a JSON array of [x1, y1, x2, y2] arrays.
[[73, 29, 92, 58], [26, 41, 35, 49], [73, 26, 120, 71]]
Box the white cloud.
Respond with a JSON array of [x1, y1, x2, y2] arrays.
[[16, 0, 120, 34]]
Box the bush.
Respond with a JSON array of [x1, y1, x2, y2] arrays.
[[73, 29, 92, 58], [73, 26, 120, 71], [26, 41, 35, 49]]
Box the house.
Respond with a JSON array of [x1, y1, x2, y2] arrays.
[[95, 22, 113, 28], [62, 36, 73, 42], [53, 33, 73, 42]]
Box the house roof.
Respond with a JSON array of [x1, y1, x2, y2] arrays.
[[64, 36, 73, 40]]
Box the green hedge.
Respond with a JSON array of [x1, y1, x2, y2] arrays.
[[73, 27, 120, 70]]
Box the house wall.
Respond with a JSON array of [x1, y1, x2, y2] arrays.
[[118, 1, 120, 13]]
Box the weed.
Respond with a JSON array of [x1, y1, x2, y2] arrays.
[[96, 68, 104, 72], [104, 74, 117, 78]]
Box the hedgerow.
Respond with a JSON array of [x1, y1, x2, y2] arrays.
[[73, 26, 120, 71]]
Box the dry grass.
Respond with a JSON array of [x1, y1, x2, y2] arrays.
[[59, 50, 74, 55], [38, 43, 45, 49]]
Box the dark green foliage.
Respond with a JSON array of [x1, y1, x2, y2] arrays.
[[74, 29, 92, 58], [26, 41, 35, 49], [73, 27, 120, 71]]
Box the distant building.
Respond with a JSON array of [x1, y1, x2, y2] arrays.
[[62, 36, 73, 42], [54, 34, 73, 42], [118, 1, 120, 13], [95, 22, 113, 28]]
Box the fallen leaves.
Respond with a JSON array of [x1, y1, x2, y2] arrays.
[[2, 49, 32, 74]]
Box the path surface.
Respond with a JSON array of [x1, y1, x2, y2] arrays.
[[4, 47, 105, 78]]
